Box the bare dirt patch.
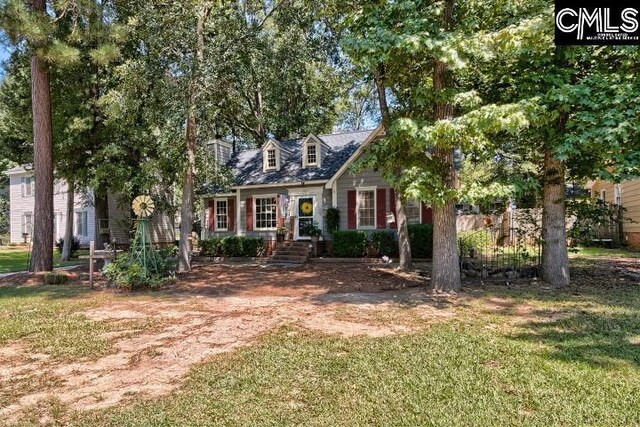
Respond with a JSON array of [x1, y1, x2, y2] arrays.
[[0, 263, 446, 422]]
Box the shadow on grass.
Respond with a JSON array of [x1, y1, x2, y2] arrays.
[[512, 310, 640, 367]]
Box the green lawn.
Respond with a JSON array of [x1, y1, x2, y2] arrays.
[[569, 246, 640, 258], [4, 254, 640, 426], [0, 248, 88, 274]]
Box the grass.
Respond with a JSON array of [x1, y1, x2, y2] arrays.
[[4, 254, 640, 426], [0, 285, 150, 361], [0, 248, 88, 274], [569, 246, 640, 259]]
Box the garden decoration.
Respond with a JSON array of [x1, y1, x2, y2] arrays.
[[129, 195, 159, 276]]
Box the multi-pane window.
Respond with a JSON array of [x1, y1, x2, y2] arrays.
[[21, 177, 34, 197], [255, 197, 277, 229], [76, 211, 88, 236], [357, 189, 375, 229], [266, 149, 277, 169], [216, 200, 228, 230], [22, 213, 33, 235], [405, 199, 421, 224], [307, 144, 317, 165]]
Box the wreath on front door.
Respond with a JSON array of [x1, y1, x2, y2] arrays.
[[300, 201, 313, 216]]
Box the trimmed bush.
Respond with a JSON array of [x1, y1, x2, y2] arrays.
[[55, 236, 81, 257], [370, 231, 397, 257], [332, 231, 367, 257], [200, 238, 223, 257], [408, 224, 433, 258], [43, 272, 69, 285], [201, 237, 265, 257]]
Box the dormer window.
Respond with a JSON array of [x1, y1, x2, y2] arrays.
[[306, 144, 317, 166], [267, 149, 277, 169]]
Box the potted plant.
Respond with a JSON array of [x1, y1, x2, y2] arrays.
[[301, 222, 322, 243], [276, 226, 288, 242]]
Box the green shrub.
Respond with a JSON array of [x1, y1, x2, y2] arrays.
[[458, 229, 492, 256], [103, 252, 175, 292], [325, 208, 340, 235], [370, 231, 397, 257], [55, 236, 81, 257], [408, 224, 433, 258], [43, 272, 69, 285], [200, 238, 223, 256], [221, 236, 244, 257], [332, 231, 367, 257], [241, 237, 265, 257], [203, 236, 265, 257]]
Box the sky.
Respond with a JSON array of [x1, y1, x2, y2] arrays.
[[0, 45, 11, 78]]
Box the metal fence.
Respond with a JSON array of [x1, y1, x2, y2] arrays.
[[458, 211, 541, 280]]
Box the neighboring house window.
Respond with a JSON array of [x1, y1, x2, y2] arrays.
[[614, 185, 622, 206], [76, 211, 88, 236], [600, 190, 606, 202], [306, 144, 317, 165], [21, 177, 34, 197], [255, 196, 277, 229], [357, 189, 375, 229], [22, 212, 33, 235], [405, 199, 421, 224], [216, 199, 228, 231], [266, 149, 277, 169], [53, 181, 61, 195]]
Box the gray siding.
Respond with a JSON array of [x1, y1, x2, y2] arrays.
[[335, 167, 392, 231]]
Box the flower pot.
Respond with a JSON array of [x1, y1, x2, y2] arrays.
[[311, 236, 320, 243]]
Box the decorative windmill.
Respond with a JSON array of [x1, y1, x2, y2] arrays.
[[129, 195, 158, 276]]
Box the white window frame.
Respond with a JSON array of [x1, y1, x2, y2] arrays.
[[614, 185, 622, 206], [405, 199, 422, 225], [76, 210, 88, 237], [263, 140, 280, 172], [215, 198, 228, 231], [356, 187, 376, 230], [254, 195, 277, 230], [306, 144, 318, 166], [21, 176, 34, 197], [600, 189, 606, 202], [22, 212, 33, 235]]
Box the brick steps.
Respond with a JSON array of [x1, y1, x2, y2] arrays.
[[267, 241, 310, 264]]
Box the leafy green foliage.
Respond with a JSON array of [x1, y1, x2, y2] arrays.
[[0, 194, 8, 236], [200, 237, 265, 257], [408, 224, 433, 258], [103, 249, 176, 292], [325, 208, 340, 235], [300, 222, 323, 238], [567, 199, 624, 247], [369, 231, 396, 257], [331, 231, 367, 257], [55, 237, 80, 258]]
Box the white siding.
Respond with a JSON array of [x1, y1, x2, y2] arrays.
[[8, 172, 95, 245]]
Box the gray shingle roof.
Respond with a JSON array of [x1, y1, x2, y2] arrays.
[[223, 129, 374, 187]]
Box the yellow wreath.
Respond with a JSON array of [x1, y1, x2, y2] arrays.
[[300, 201, 313, 216]]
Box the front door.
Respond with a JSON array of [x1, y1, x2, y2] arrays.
[[296, 196, 315, 240]]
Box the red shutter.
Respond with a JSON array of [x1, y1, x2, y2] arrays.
[[376, 188, 387, 229], [389, 188, 397, 229], [246, 197, 253, 231], [277, 195, 285, 227], [347, 190, 357, 229], [421, 203, 433, 224], [228, 198, 236, 231], [208, 200, 216, 231]]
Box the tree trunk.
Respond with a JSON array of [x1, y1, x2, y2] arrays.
[[396, 192, 412, 271], [29, 0, 54, 272], [178, 6, 208, 272], [61, 179, 75, 261], [541, 149, 570, 287], [374, 62, 412, 271], [178, 113, 197, 272], [431, 0, 460, 292], [94, 190, 109, 248]]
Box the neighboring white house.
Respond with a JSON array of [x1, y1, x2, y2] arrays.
[[5, 166, 175, 246]]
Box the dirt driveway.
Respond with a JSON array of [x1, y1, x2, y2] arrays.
[[0, 263, 457, 421]]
